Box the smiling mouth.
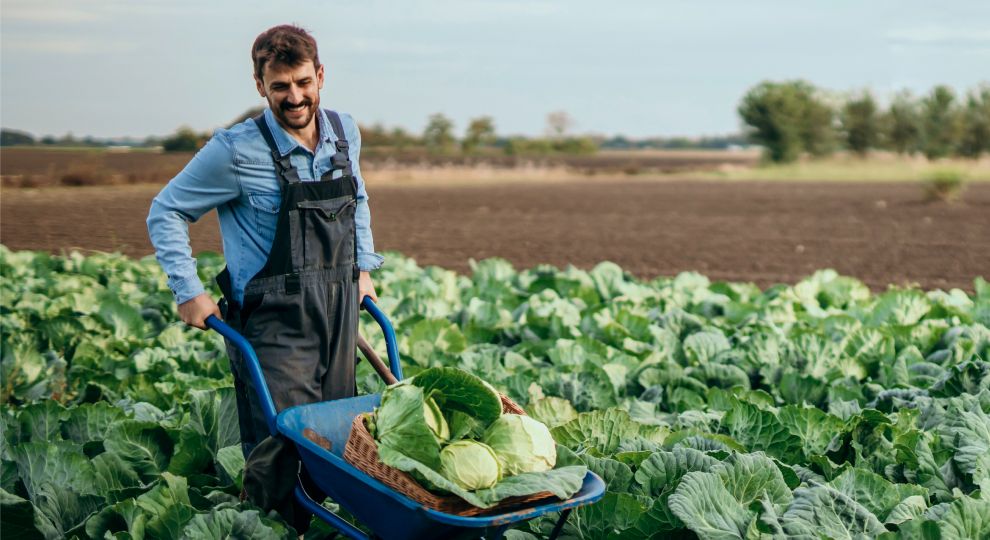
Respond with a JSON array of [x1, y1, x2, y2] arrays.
[[282, 101, 310, 114]]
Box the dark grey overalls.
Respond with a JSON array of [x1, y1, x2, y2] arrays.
[[217, 109, 359, 531]]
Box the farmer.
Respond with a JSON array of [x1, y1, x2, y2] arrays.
[[146, 24, 383, 531]]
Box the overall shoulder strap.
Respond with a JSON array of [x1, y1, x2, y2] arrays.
[[324, 109, 353, 177], [253, 113, 300, 184]]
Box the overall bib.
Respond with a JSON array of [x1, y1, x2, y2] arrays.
[[217, 110, 359, 530]]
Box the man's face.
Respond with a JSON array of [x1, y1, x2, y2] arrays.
[[255, 61, 324, 131]]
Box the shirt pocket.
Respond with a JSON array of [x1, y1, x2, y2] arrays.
[[248, 192, 280, 243]]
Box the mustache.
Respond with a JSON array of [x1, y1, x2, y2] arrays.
[[280, 99, 312, 110]]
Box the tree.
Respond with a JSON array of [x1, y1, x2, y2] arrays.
[[840, 91, 880, 156], [462, 116, 496, 154], [959, 84, 990, 158], [390, 126, 416, 150], [920, 85, 963, 159], [798, 89, 836, 157], [422, 113, 455, 154], [359, 122, 391, 147], [546, 111, 573, 139], [226, 106, 266, 128], [162, 126, 208, 152], [738, 80, 835, 163], [0, 129, 35, 146], [882, 91, 922, 155]]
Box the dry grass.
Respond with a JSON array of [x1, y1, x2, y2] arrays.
[[699, 152, 990, 182], [4, 146, 988, 188]]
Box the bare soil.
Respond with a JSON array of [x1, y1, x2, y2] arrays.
[[1, 180, 987, 291]]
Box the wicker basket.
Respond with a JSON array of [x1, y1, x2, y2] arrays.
[[343, 394, 558, 516]]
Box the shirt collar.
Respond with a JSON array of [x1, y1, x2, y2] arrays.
[[262, 107, 334, 156]]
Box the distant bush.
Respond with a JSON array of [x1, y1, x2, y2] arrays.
[[921, 169, 966, 202], [503, 137, 554, 156], [554, 136, 598, 155]]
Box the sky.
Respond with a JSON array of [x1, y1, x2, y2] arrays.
[[2, 0, 989, 140]]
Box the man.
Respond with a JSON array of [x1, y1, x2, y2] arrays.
[[146, 24, 383, 530]]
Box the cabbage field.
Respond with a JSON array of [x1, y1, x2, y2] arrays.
[[1, 244, 989, 539]]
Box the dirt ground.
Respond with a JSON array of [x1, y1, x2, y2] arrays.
[[1, 179, 988, 292]]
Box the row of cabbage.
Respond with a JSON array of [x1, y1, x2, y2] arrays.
[[1, 244, 988, 538]]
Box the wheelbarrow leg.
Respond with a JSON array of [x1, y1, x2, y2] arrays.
[[548, 508, 572, 540], [294, 481, 368, 540]]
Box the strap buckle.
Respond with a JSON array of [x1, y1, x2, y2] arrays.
[[285, 273, 301, 294]]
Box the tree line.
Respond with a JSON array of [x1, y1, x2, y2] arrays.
[[0, 110, 600, 156], [354, 111, 598, 156], [739, 81, 990, 162]]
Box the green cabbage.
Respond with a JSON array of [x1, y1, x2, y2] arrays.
[[424, 396, 450, 443], [483, 414, 557, 476], [439, 440, 501, 490]]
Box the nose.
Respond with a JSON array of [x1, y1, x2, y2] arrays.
[[288, 84, 304, 104]]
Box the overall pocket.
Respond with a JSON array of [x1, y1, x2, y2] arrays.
[[290, 197, 356, 271]]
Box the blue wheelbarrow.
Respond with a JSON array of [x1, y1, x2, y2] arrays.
[[206, 297, 605, 540]]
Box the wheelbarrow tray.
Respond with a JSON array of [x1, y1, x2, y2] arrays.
[[278, 393, 606, 540]]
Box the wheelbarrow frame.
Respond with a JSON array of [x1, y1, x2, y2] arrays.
[[206, 297, 604, 540]]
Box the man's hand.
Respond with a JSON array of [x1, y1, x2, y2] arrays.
[[178, 293, 222, 330], [358, 271, 378, 306]]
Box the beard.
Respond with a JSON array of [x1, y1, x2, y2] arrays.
[[271, 95, 319, 130]]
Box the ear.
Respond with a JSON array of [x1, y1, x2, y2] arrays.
[[316, 64, 325, 90], [255, 74, 266, 97]]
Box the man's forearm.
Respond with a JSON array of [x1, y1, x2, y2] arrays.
[[147, 199, 206, 304]]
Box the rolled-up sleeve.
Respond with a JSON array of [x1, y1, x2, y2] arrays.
[[344, 114, 385, 271], [146, 132, 241, 303]]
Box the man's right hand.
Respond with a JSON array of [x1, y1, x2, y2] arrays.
[[178, 293, 222, 329]]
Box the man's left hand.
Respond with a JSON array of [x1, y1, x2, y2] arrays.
[[359, 271, 378, 306]]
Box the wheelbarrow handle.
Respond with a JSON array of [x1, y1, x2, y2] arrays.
[[205, 314, 279, 437], [204, 296, 401, 438], [360, 296, 404, 380]]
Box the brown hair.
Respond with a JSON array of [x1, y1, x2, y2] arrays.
[[251, 24, 321, 81]]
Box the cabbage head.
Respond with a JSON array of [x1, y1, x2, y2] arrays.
[[482, 414, 556, 476], [439, 440, 501, 490], [424, 396, 450, 443]]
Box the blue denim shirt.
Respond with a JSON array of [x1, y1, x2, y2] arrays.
[[147, 108, 384, 305]]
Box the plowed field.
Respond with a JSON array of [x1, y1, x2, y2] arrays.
[[2, 180, 987, 291]]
